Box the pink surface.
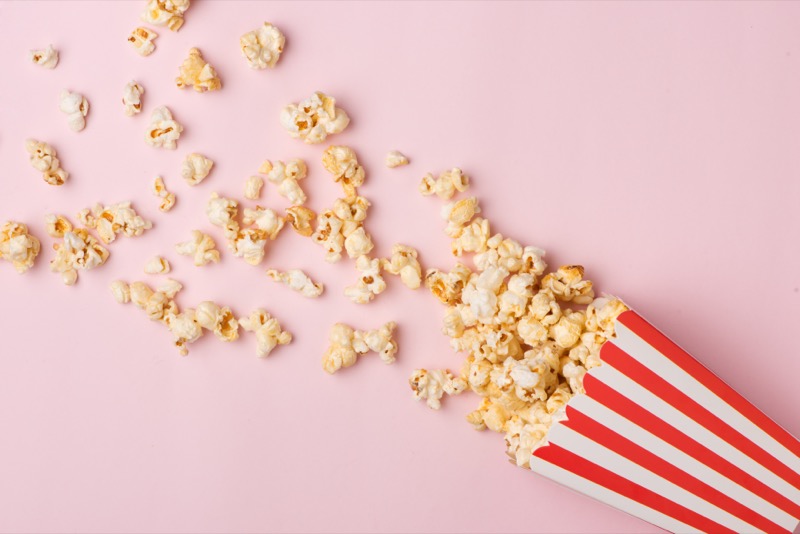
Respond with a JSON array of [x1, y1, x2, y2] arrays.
[[1, 1, 799, 533]]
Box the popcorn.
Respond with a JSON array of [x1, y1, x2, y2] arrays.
[[152, 176, 176, 212], [0, 221, 40, 274], [240, 22, 285, 69], [540, 265, 595, 305], [206, 193, 239, 237], [344, 255, 385, 304], [181, 153, 214, 185], [322, 322, 397, 374], [49, 222, 109, 285], [409, 369, 467, 409], [343, 226, 374, 259], [261, 159, 307, 206], [242, 206, 284, 239], [244, 175, 264, 200], [355, 322, 398, 364], [322, 146, 364, 200], [44, 214, 72, 238], [167, 309, 203, 355], [59, 90, 89, 132], [109, 280, 130, 304], [128, 27, 157, 56], [385, 150, 409, 168], [311, 210, 345, 263], [280, 91, 349, 144], [419, 168, 469, 199], [266, 269, 323, 298], [451, 217, 491, 256], [175, 230, 220, 266], [25, 139, 68, 186], [146, 106, 183, 149], [195, 301, 239, 342], [239, 309, 292, 357], [123, 81, 145, 116], [285, 206, 315, 237], [442, 197, 480, 237], [141, 0, 190, 31], [144, 256, 171, 274], [232, 228, 268, 265], [382, 244, 422, 289], [29, 45, 58, 68], [175, 48, 221, 92], [77, 201, 152, 244]]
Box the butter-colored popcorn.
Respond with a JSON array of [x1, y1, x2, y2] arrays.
[[343, 226, 374, 259], [382, 244, 422, 289], [322, 322, 397, 374], [176, 48, 221, 92], [109, 280, 131, 304], [240, 22, 285, 69], [44, 214, 72, 238], [239, 309, 292, 357], [385, 150, 409, 168], [50, 226, 109, 285], [244, 175, 264, 200], [285, 206, 315, 237], [242, 206, 284, 239], [141, 0, 190, 31], [195, 301, 239, 342], [25, 139, 68, 186], [424, 263, 472, 305], [409, 369, 467, 410], [77, 201, 152, 244], [175, 230, 220, 266], [166, 309, 203, 356], [419, 168, 469, 199], [128, 27, 157, 56], [452, 217, 491, 256], [144, 256, 171, 274], [355, 322, 398, 364], [29, 45, 58, 69], [206, 193, 239, 237], [152, 176, 176, 212], [181, 153, 214, 185], [146, 106, 183, 149], [280, 91, 350, 144], [59, 90, 89, 132], [123, 81, 145, 116], [442, 197, 480, 238], [322, 146, 365, 200], [504, 417, 549, 468], [311, 210, 345, 263], [266, 269, 323, 298], [261, 159, 307, 206], [0, 221, 40, 274], [344, 255, 386, 304], [231, 229, 268, 266], [540, 265, 595, 305]]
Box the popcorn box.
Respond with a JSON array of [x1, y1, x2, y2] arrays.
[[531, 310, 800, 533]]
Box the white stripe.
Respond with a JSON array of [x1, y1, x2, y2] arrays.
[[568, 395, 797, 531], [530, 456, 700, 534], [614, 321, 800, 475], [590, 364, 800, 505], [545, 423, 764, 533]]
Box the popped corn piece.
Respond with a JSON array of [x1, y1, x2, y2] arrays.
[[424, 263, 472, 305], [549, 310, 586, 349], [59, 90, 89, 132], [109, 280, 130, 304], [496, 273, 535, 324], [129, 281, 154, 308], [29, 45, 58, 68], [280, 91, 349, 144], [520, 246, 547, 276], [181, 153, 214, 185], [585, 296, 629, 338], [561, 360, 587, 395], [176, 47, 221, 92], [344, 255, 385, 304], [44, 214, 72, 238], [343, 226, 374, 259], [50, 227, 109, 285], [452, 217, 491, 256], [409, 369, 467, 410], [332, 196, 369, 224], [77, 201, 152, 244], [540, 265, 595, 305], [355, 322, 398, 364], [0, 221, 40, 274], [239, 309, 291, 357], [311, 210, 345, 263], [322, 323, 357, 374], [206, 193, 239, 237], [266, 268, 323, 298], [144, 256, 171, 274], [25, 139, 68, 186], [322, 146, 365, 200], [244, 175, 264, 200], [146, 106, 183, 149], [419, 168, 469, 199], [242, 206, 284, 239], [546, 383, 574, 414], [128, 27, 157, 56], [175, 230, 220, 266], [195, 301, 239, 342], [504, 417, 549, 468], [152, 176, 176, 212], [123, 81, 145, 116], [262, 159, 307, 205], [166, 309, 203, 355], [157, 278, 183, 299], [442, 196, 480, 237], [285, 206, 315, 237], [382, 244, 422, 289], [240, 22, 285, 69], [141, 0, 190, 31], [385, 150, 409, 168], [232, 228, 268, 265]]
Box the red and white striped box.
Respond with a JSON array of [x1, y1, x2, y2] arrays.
[[530, 310, 800, 533]]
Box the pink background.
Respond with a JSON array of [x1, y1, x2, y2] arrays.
[[1, 1, 799, 532]]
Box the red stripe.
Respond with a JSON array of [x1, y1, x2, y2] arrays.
[[533, 443, 736, 534], [561, 406, 789, 533], [583, 374, 800, 520], [600, 342, 800, 492], [619, 311, 800, 459]]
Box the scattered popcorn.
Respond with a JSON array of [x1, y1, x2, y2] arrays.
[[419, 168, 469, 200], [152, 176, 176, 212], [261, 159, 307, 205], [242, 206, 284, 239], [280, 91, 349, 144], [195, 301, 239, 342], [44, 214, 72, 238], [344, 255, 386, 304], [206, 193, 239, 238], [181, 153, 214, 185], [239, 309, 292, 357], [540, 265, 595, 305], [266, 268, 323, 298], [0, 221, 40, 274], [109, 280, 130, 304], [240, 22, 285, 69], [322, 321, 397, 374], [311, 210, 345, 263], [59, 90, 89, 132], [123, 81, 145, 116], [231, 228, 268, 266], [355, 322, 398, 364], [175, 230, 220, 266], [25, 139, 68, 186], [49, 221, 109, 285], [382, 244, 422, 289], [146, 106, 183, 149], [176, 47, 221, 92], [322, 145, 364, 200], [409, 369, 467, 410], [385, 151, 409, 168], [128, 27, 157, 56], [29, 45, 58, 69], [77, 201, 152, 244], [144, 256, 171, 274], [141, 0, 190, 31], [285, 206, 315, 237], [167, 309, 203, 355], [343, 226, 374, 259], [244, 175, 264, 200]]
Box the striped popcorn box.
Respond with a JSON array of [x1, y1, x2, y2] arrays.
[[530, 310, 800, 534]]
